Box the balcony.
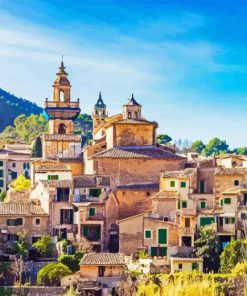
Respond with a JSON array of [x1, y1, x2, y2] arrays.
[[45, 100, 80, 109], [74, 194, 100, 203], [178, 227, 196, 236]]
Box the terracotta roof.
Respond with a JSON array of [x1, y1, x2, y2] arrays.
[[162, 168, 197, 178], [73, 175, 111, 188], [43, 134, 81, 141], [151, 191, 179, 200], [36, 164, 71, 171], [113, 118, 157, 125], [40, 180, 73, 187], [117, 183, 159, 190], [92, 147, 184, 160], [0, 202, 47, 215], [80, 253, 126, 266]]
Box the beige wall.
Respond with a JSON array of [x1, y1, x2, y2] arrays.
[[114, 124, 155, 147], [80, 265, 124, 278], [170, 259, 203, 273], [118, 214, 144, 255], [94, 158, 185, 186]]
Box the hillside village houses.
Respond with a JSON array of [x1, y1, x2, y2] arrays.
[[0, 62, 247, 289]]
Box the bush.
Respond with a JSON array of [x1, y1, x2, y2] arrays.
[[32, 235, 53, 257], [58, 253, 82, 273], [37, 262, 71, 286]]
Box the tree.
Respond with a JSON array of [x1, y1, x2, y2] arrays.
[[31, 135, 42, 157], [10, 175, 31, 191], [194, 226, 220, 272], [32, 235, 53, 257], [235, 147, 247, 155], [220, 240, 242, 273], [13, 241, 28, 257], [0, 192, 7, 202], [156, 134, 172, 145], [37, 262, 71, 286], [206, 137, 229, 156], [58, 252, 83, 272], [191, 140, 206, 154]]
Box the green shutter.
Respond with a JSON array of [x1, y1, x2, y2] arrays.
[[224, 198, 231, 204], [200, 201, 206, 209], [160, 247, 167, 256], [145, 230, 151, 239], [200, 217, 215, 226], [48, 175, 51, 180], [199, 181, 205, 193], [220, 199, 224, 206], [178, 201, 180, 209], [231, 217, 235, 224], [182, 201, 187, 208], [83, 226, 89, 237], [170, 181, 175, 187], [181, 182, 186, 188], [0, 161, 3, 167], [150, 247, 157, 257], [225, 217, 229, 224], [89, 208, 96, 216], [158, 229, 167, 244], [192, 262, 199, 270], [56, 175, 59, 180]]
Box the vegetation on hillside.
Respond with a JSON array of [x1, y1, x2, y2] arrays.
[[0, 112, 93, 148], [0, 88, 42, 132], [10, 175, 31, 191]]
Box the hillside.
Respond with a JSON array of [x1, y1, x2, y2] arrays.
[[0, 88, 42, 132]]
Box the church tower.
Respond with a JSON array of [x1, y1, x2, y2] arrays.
[[123, 94, 142, 120], [42, 62, 82, 159], [93, 92, 108, 130]]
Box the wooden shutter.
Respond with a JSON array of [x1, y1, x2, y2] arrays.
[[60, 209, 64, 224], [69, 209, 73, 224], [158, 229, 167, 244], [83, 226, 89, 237]]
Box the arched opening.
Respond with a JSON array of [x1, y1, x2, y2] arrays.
[[59, 90, 65, 102], [58, 123, 66, 134]]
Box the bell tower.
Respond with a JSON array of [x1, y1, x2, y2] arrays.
[[123, 94, 142, 120], [93, 92, 108, 130], [42, 61, 82, 159]]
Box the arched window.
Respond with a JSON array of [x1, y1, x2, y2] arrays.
[[60, 90, 65, 102], [58, 123, 66, 134]]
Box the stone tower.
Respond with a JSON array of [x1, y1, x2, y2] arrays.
[[42, 62, 82, 159], [93, 92, 108, 130], [123, 94, 142, 120]]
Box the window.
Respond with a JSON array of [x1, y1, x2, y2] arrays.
[[220, 199, 224, 206], [145, 230, 152, 239], [244, 193, 247, 206], [58, 123, 66, 134], [192, 262, 199, 270], [0, 170, 3, 178], [199, 180, 205, 193], [185, 218, 190, 228], [146, 191, 150, 196], [178, 263, 183, 269], [60, 209, 73, 224], [0, 161, 3, 167], [128, 112, 131, 119], [150, 246, 167, 257], [170, 181, 175, 187], [200, 217, 215, 226], [35, 218, 40, 225], [24, 171, 29, 179], [56, 188, 70, 201], [241, 213, 247, 220], [177, 201, 180, 209], [182, 201, 187, 208], [32, 236, 41, 244], [11, 172, 17, 180], [200, 201, 206, 209], [7, 218, 23, 226], [12, 163, 16, 168], [0, 180, 3, 187], [234, 180, 239, 186], [224, 217, 235, 224], [48, 175, 59, 180], [181, 181, 186, 188], [89, 207, 96, 216], [224, 198, 231, 205], [158, 228, 167, 244], [89, 188, 101, 197]]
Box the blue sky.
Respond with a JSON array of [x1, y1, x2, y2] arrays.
[[0, 0, 247, 147]]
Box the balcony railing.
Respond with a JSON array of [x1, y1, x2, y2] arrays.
[[45, 100, 80, 109]]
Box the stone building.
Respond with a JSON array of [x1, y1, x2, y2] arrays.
[[42, 62, 82, 160]]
